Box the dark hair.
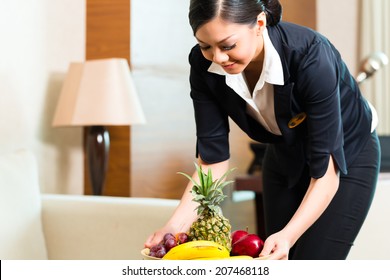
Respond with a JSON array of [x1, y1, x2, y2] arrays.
[[189, 0, 282, 35]]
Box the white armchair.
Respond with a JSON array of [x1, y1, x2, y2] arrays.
[[0, 149, 179, 260], [41, 194, 178, 260]]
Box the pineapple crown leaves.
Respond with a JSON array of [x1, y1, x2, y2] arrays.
[[177, 162, 236, 215]]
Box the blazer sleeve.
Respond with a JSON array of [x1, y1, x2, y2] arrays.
[[296, 39, 347, 178], [188, 46, 230, 163]]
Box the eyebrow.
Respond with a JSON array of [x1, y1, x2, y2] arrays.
[[196, 34, 235, 45]]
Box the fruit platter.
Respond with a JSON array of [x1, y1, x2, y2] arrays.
[[141, 230, 266, 260], [141, 164, 267, 260]]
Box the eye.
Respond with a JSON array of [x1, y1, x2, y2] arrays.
[[222, 43, 237, 51], [198, 44, 210, 50]]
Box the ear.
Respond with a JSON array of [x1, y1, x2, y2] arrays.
[[256, 12, 267, 35]]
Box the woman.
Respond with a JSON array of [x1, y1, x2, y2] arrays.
[[145, 0, 380, 260]]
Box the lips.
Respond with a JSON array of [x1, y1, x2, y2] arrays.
[[222, 62, 236, 69]]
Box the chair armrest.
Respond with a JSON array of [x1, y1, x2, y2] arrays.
[[41, 194, 179, 260]]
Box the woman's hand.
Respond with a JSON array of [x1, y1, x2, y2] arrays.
[[144, 225, 177, 248], [259, 157, 340, 260], [259, 231, 291, 260]]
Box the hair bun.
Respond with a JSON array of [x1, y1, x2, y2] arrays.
[[262, 0, 282, 26]]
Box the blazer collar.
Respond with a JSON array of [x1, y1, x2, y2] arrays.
[[267, 25, 291, 84]]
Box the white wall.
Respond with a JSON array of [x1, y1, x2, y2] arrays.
[[0, 0, 85, 194], [131, 0, 196, 69]]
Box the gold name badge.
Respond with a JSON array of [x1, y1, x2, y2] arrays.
[[288, 112, 307, 128]]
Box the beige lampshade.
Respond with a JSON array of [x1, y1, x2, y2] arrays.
[[52, 58, 146, 126]]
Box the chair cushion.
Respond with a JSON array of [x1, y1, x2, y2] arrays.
[[0, 149, 47, 259]]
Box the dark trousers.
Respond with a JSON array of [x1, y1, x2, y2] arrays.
[[262, 131, 381, 260]]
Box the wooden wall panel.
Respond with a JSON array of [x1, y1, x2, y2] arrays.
[[85, 0, 131, 196], [280, 0, 317, 29], [86, 0, 131, 60]]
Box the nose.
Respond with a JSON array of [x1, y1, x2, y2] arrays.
[[212, 49, 228, 64]]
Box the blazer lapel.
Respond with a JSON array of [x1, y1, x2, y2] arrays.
[[274, 83, 297, 145], [269, 26, 305, 146]]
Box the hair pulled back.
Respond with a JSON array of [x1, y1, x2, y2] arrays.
[[189, 0, 282, 35]]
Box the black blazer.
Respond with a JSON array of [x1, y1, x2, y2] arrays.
[[189, 21, 373, 184]]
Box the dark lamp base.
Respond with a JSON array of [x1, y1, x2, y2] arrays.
[[86, 125, 110, 195]]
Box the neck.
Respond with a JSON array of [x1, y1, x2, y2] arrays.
[[244, 57, 263, 94]]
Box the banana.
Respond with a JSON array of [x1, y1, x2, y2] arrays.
[[162, 240, 230, 260]]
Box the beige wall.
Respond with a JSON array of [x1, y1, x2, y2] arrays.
[[316, 0, 359, 74], [0, 0, 85, 194]]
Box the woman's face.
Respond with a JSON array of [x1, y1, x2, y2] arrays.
[[195, 14, 266, 74]]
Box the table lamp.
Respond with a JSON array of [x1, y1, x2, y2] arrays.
[[52, 58, 146, 195]]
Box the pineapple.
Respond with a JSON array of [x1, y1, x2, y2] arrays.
[[178, 163, 236, 251]]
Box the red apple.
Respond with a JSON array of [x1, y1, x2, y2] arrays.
[[231, 229, 249, 245], [231, 233, 264, 257]]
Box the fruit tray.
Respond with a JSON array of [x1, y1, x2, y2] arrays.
[[142, 230, 267, 260], [141, 248, 161, 260], [140, 248, 269, 260]]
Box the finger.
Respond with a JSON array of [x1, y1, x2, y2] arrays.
[[268, 252, 284, 260], [145, 232, 162, 248], [265, 248, 288, 260], [144, 233, 155, 248], [259, 241, 274, 257]]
